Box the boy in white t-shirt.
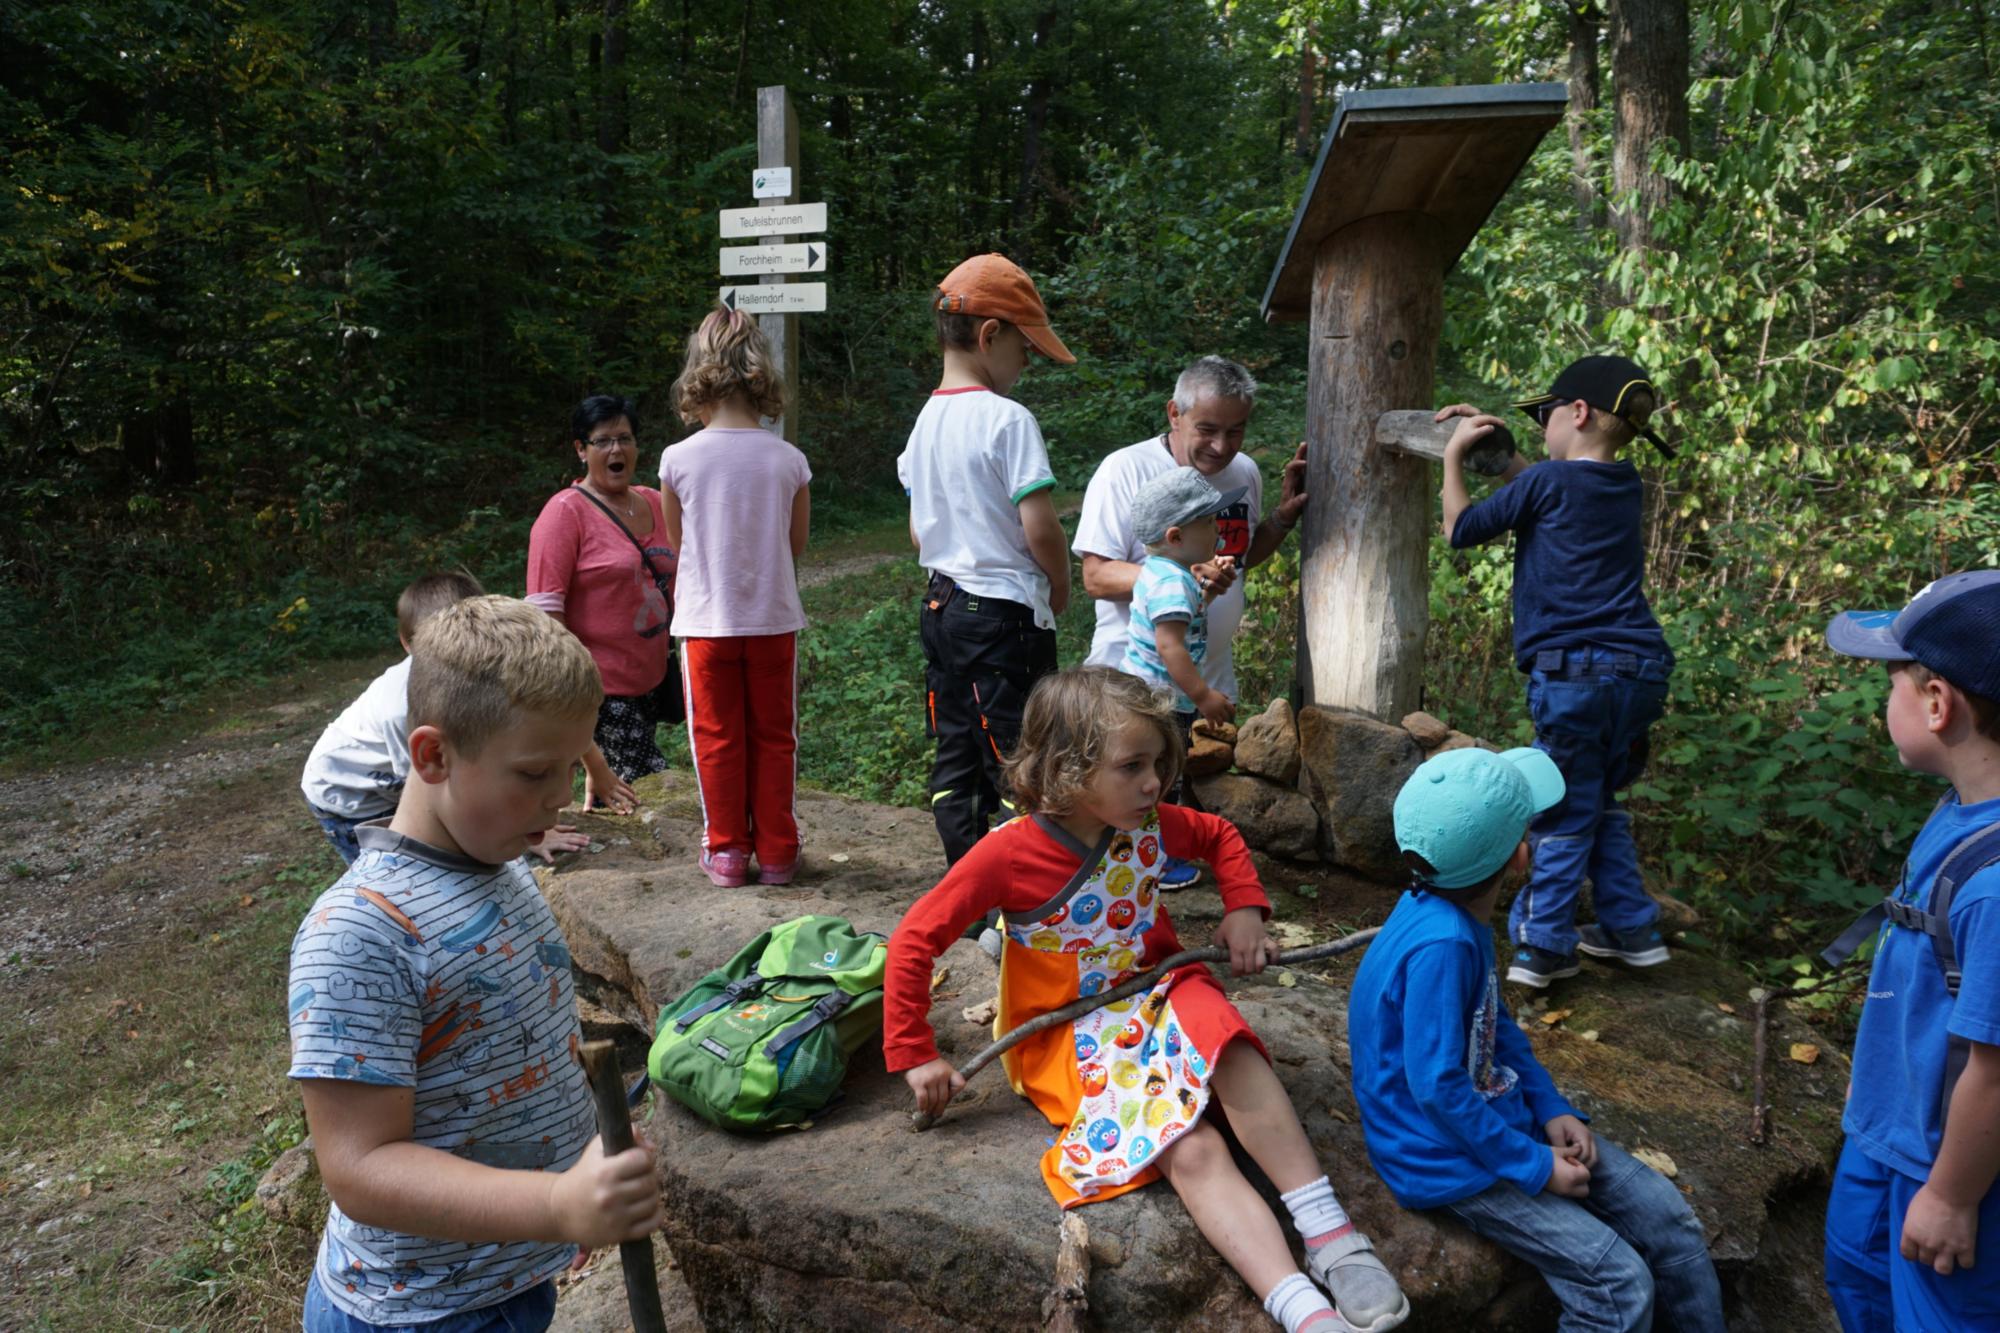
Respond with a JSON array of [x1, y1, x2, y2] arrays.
[[301, 573, 585, 865], [897, 253, 1075, 865]]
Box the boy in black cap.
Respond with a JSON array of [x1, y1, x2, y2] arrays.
[[1434, 355, 1677, 988], [1818, 571, 2000, 1329]]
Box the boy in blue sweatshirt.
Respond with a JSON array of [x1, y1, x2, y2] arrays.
[[1348, 746, 1724, 1332], [1820, 570, 2000, 1329], [1437, 355, 1677, 988]]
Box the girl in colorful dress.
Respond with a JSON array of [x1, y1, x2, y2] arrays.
[[883, 666, 1410, 1333], [658, 306, 811, 886]]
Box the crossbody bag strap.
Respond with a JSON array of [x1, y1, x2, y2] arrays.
[[572, 485, 672, 596], [1012, 816, 1117, 925]]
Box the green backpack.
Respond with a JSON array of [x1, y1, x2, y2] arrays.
[[648, 915, 888, 1131]]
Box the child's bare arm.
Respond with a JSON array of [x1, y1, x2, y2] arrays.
[[301, 1081, 662, 1251], [1018, 489, 1072, 615], [658, 486, 684, 554], [1904, 1041, 2000, 1274], [1154, 620, 1233, 724], [789, 485, 811, 561]]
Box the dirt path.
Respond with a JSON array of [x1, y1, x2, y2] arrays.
[[0, 660, 390, 1328]]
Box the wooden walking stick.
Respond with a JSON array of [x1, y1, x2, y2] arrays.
[[579, 1040, 668, 1333], [911, 928, 1380, 1131]]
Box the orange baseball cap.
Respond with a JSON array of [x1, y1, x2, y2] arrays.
[[934, 254, 1077, 364]]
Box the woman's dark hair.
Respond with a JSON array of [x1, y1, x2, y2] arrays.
[[571, 394, 640, 444]]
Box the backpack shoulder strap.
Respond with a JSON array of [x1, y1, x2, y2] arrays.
[[1926, 819, 2000, 998], [1820, 792, 1963, 972]]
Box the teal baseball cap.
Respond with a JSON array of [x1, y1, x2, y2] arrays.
[[1393, 747, 1567, 889]]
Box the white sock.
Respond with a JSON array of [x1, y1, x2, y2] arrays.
[[1281, 1175, 1353, 1249], [1263, 1272, 1341, 1333]]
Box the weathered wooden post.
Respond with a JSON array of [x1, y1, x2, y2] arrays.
[[756, 84, 802, 441], [1261, 84, 1568, 720]]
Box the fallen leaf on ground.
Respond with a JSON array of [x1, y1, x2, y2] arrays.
[[1578, 1030, 1600, 1042], [1717, 1002, 1736, 1014], [930, 966, 950, 991], [1276, 971, 1298, 988], [1632, 1148, 1678, 1178], [829, 852, 851, 864], [961, 997, 998, 1025], [1790, 1043, 1820, 1065], [1540, 1009, 1573, 1026], [239, 894, 255, 908]]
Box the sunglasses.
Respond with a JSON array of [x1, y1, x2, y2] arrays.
[[1531, 398, 1580, 428]]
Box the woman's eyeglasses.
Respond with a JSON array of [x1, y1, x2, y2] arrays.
[[586, 434, 637, 449]]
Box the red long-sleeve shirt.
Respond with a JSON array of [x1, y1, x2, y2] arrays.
[[882, 804, 1271, 1073]]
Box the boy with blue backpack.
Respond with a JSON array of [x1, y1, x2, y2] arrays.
[[1820, 570, 2000, 1328]]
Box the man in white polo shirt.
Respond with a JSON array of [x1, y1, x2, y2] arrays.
[[1073, 355, 1307, 884]]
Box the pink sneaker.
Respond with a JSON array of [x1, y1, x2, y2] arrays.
[[757, 859, 799, 886], [699, 849, 749, 887]]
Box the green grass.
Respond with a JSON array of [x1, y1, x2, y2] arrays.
[[0, 834, 342, 1329]]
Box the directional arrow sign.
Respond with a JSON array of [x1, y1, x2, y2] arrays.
[[719, 242, 827, 276], [719, 202, 827, 238], [720, 283, 827, 314]]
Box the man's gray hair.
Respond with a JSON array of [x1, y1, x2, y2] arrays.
[[1172, 356, 1259, 412]]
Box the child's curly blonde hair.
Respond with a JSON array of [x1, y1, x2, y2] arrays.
[[672, 304, 785, 426], [1004, 667, 1184, 816]]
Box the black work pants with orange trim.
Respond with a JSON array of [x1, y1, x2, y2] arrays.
[[919, 585, 1058, 865]]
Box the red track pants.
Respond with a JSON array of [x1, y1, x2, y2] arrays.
[[681, 632, 799, 866]]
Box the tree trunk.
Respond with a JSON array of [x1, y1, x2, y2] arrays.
[[596, 0, 628, 158], [732, 0, 754, 105], [1566, 2, 1602, 235], [1012, 6, 1060, 248], [1294, 30, 1317, 159], [1608, 0, 1689, 261]]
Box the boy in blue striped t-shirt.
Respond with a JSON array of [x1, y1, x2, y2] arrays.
[[1121, 468, 1245, 763], [286, 596, 661, 1332]]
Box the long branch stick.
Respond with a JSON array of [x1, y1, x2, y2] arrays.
[[580, 1040, 668, 1333], [910, 928, 1379, 1132]]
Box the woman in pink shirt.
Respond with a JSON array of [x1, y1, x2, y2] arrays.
[[659, 308, 811, 886], [527, 395, 678, 811]]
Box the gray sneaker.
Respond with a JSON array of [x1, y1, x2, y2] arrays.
[[1577, 922, 1670, 967], [1506, 945, 1581, 989], [1306, 1231, 1410, 1332]]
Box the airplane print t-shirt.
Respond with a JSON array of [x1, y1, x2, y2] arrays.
[[287, 824, 593, 1323]]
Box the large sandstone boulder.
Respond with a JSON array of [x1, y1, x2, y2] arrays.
[[1234, 698, 1302, 786], [1191, 772, 1320, 861], [542, 774, 1845, 1332], [1295, 707, 1422, 883]]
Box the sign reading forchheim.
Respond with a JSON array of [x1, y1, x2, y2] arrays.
[[719, 242, 826, 276]]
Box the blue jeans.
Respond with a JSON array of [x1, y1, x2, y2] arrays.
[[1512, 649, 1670, 955], [304, 1271, 555, 1332], [1440, 1137, 1724, 1332], [309, 804, 370, 866], [1825, 1138, 2000, 1330]]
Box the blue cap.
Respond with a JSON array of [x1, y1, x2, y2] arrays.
[[1826, 570, 2000, 700], [1393, 747, 1567, 889]]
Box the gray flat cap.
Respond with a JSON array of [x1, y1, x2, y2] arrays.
[[1131, 466, 1248, 545]]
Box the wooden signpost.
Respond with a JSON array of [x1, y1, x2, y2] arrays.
[[1260, 83, 1568, 721], [712, 84, 828, 442]]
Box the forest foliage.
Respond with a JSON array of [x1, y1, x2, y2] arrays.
[[3, 0, 1997, 975]]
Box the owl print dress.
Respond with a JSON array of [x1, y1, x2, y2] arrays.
[[883, 803, 1271, 1208]]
